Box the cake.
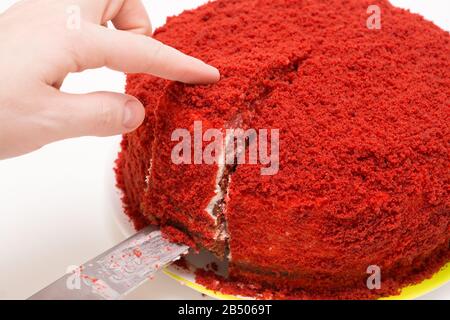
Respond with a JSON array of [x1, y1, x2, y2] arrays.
[[115, 0, 450, 299]]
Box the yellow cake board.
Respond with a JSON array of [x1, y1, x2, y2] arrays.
[[164, 262, 450, 300]]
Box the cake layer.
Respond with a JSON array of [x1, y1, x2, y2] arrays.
[[115, 74, 165, 229]]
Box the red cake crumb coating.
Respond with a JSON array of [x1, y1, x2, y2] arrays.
[[115, 0, 450, 299], [115, 74, 166, 230]]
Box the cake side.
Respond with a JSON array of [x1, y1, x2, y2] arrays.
[[115, 74, 165, 229]]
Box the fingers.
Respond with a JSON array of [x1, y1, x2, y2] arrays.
[[47, 90, 145, 139], [76, 0, 152, 35], [73, 24, 220, 84], [66, 0, 220, 84], [110, 0, 152, 36]]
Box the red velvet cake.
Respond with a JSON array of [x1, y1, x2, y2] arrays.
[[116, 0, 450, 299]]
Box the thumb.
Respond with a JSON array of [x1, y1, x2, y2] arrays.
[[49, 91, 145, 139]]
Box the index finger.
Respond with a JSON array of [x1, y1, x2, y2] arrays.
[[73, 24, 220, 84]]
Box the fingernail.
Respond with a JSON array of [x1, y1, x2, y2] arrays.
[[123, 100, 144, 129], [205, 64, 221, 82], [189, 61, 220, 84]]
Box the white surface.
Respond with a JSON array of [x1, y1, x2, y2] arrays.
[[0, 0, 448, 300]]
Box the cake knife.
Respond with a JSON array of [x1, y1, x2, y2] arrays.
[[28, 226, 189, 300]]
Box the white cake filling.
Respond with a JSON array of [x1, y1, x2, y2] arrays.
[[144, 159, 153, 192], [205, 130, 234, 221]]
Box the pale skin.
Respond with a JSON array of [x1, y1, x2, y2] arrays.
[[0, 0, 220, 159]]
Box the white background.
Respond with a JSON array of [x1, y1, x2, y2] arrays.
[[0, 0, 448, 300]]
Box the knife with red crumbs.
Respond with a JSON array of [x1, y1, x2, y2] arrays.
[[28, 226, 189, 300]]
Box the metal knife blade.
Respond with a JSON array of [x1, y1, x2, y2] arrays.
[[28, 226, 189, 300]]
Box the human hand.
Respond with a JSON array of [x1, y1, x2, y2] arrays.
[[0, 0, 220, 159]]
